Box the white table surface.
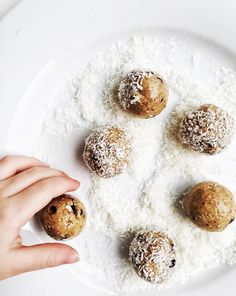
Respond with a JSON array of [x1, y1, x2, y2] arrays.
[[1, 1, 236, 296], [0, 0, 20, 19]]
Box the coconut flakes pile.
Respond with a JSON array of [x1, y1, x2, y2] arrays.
[[41, 36, 236, 293]]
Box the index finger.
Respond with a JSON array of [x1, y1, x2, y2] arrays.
[[0, 155, 48, 180], [9, 176, 80, 227]]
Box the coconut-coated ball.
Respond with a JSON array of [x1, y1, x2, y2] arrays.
[[129, 231, 176, 283], [178, 104, 234, 154], [83, 126, 131, 178], [38, 194, 86, 240], [182, 182, 236, 232], [118, 70, 168, 118]]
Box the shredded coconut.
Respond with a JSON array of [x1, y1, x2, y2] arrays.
[[118, 70, 155, 108], [83, 126, 131, 178], [178, 104, 234, 154], [129, 231, 176, 283], [38, 35, 236, 294]]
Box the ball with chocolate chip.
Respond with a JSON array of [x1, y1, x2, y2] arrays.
[[118, 70, 168, 118], [129, 231, 176, 283], [182, 182, 236, 232], [38, 194, 86, 240], [178, 104, 234, 154]]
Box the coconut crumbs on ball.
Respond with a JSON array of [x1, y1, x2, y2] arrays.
[[129, 231, 176, 283], [178, 104, 234, 154], [83, 126, 131, 178]]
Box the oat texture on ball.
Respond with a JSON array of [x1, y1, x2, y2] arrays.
[[178, 104, 234, 154], [83, 126, 131, 178], [38, 194, 86, 240], [182, 182, 236, 232], [118, 70, 168, 118], [129, 231, 176, 283]]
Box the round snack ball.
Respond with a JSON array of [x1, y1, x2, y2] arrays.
[[129, 231, 176, 283], [38, 194, 86, 240], [83, 126, 131, 178], [182, 182, 236, 232], [178, 104, 234, 154], [118, 70, 168, 118]]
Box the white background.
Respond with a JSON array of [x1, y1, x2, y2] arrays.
[[0, 0, 20, 20], [1, 1, 236, 296]]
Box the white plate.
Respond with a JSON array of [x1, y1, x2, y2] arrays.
[[1, 0, 236, 295]]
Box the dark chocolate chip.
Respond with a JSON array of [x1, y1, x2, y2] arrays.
[[229, 217, 235, 224], [169, 259, 176, 268], [71, 204, 77, 216], [50, 205, 57, 214]]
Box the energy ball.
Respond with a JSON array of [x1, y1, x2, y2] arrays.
[[178, 104, 234, 154], [118, 70, 168, 118], [83, 126, 131, 178], [38, 194, 86, 240], [182, 182, 236, 232], [129, 231, 176, 283]]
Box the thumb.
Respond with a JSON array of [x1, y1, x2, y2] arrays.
[[10, 243, 79, 276]]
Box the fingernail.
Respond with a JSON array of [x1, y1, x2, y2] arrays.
[[73, 179, 80, 185], [60, 170, 68, 176], [41, 162, 50, 167], [67, 251, 80, 264]]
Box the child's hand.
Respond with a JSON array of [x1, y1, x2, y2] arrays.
[[0, 155, 80, 280]]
